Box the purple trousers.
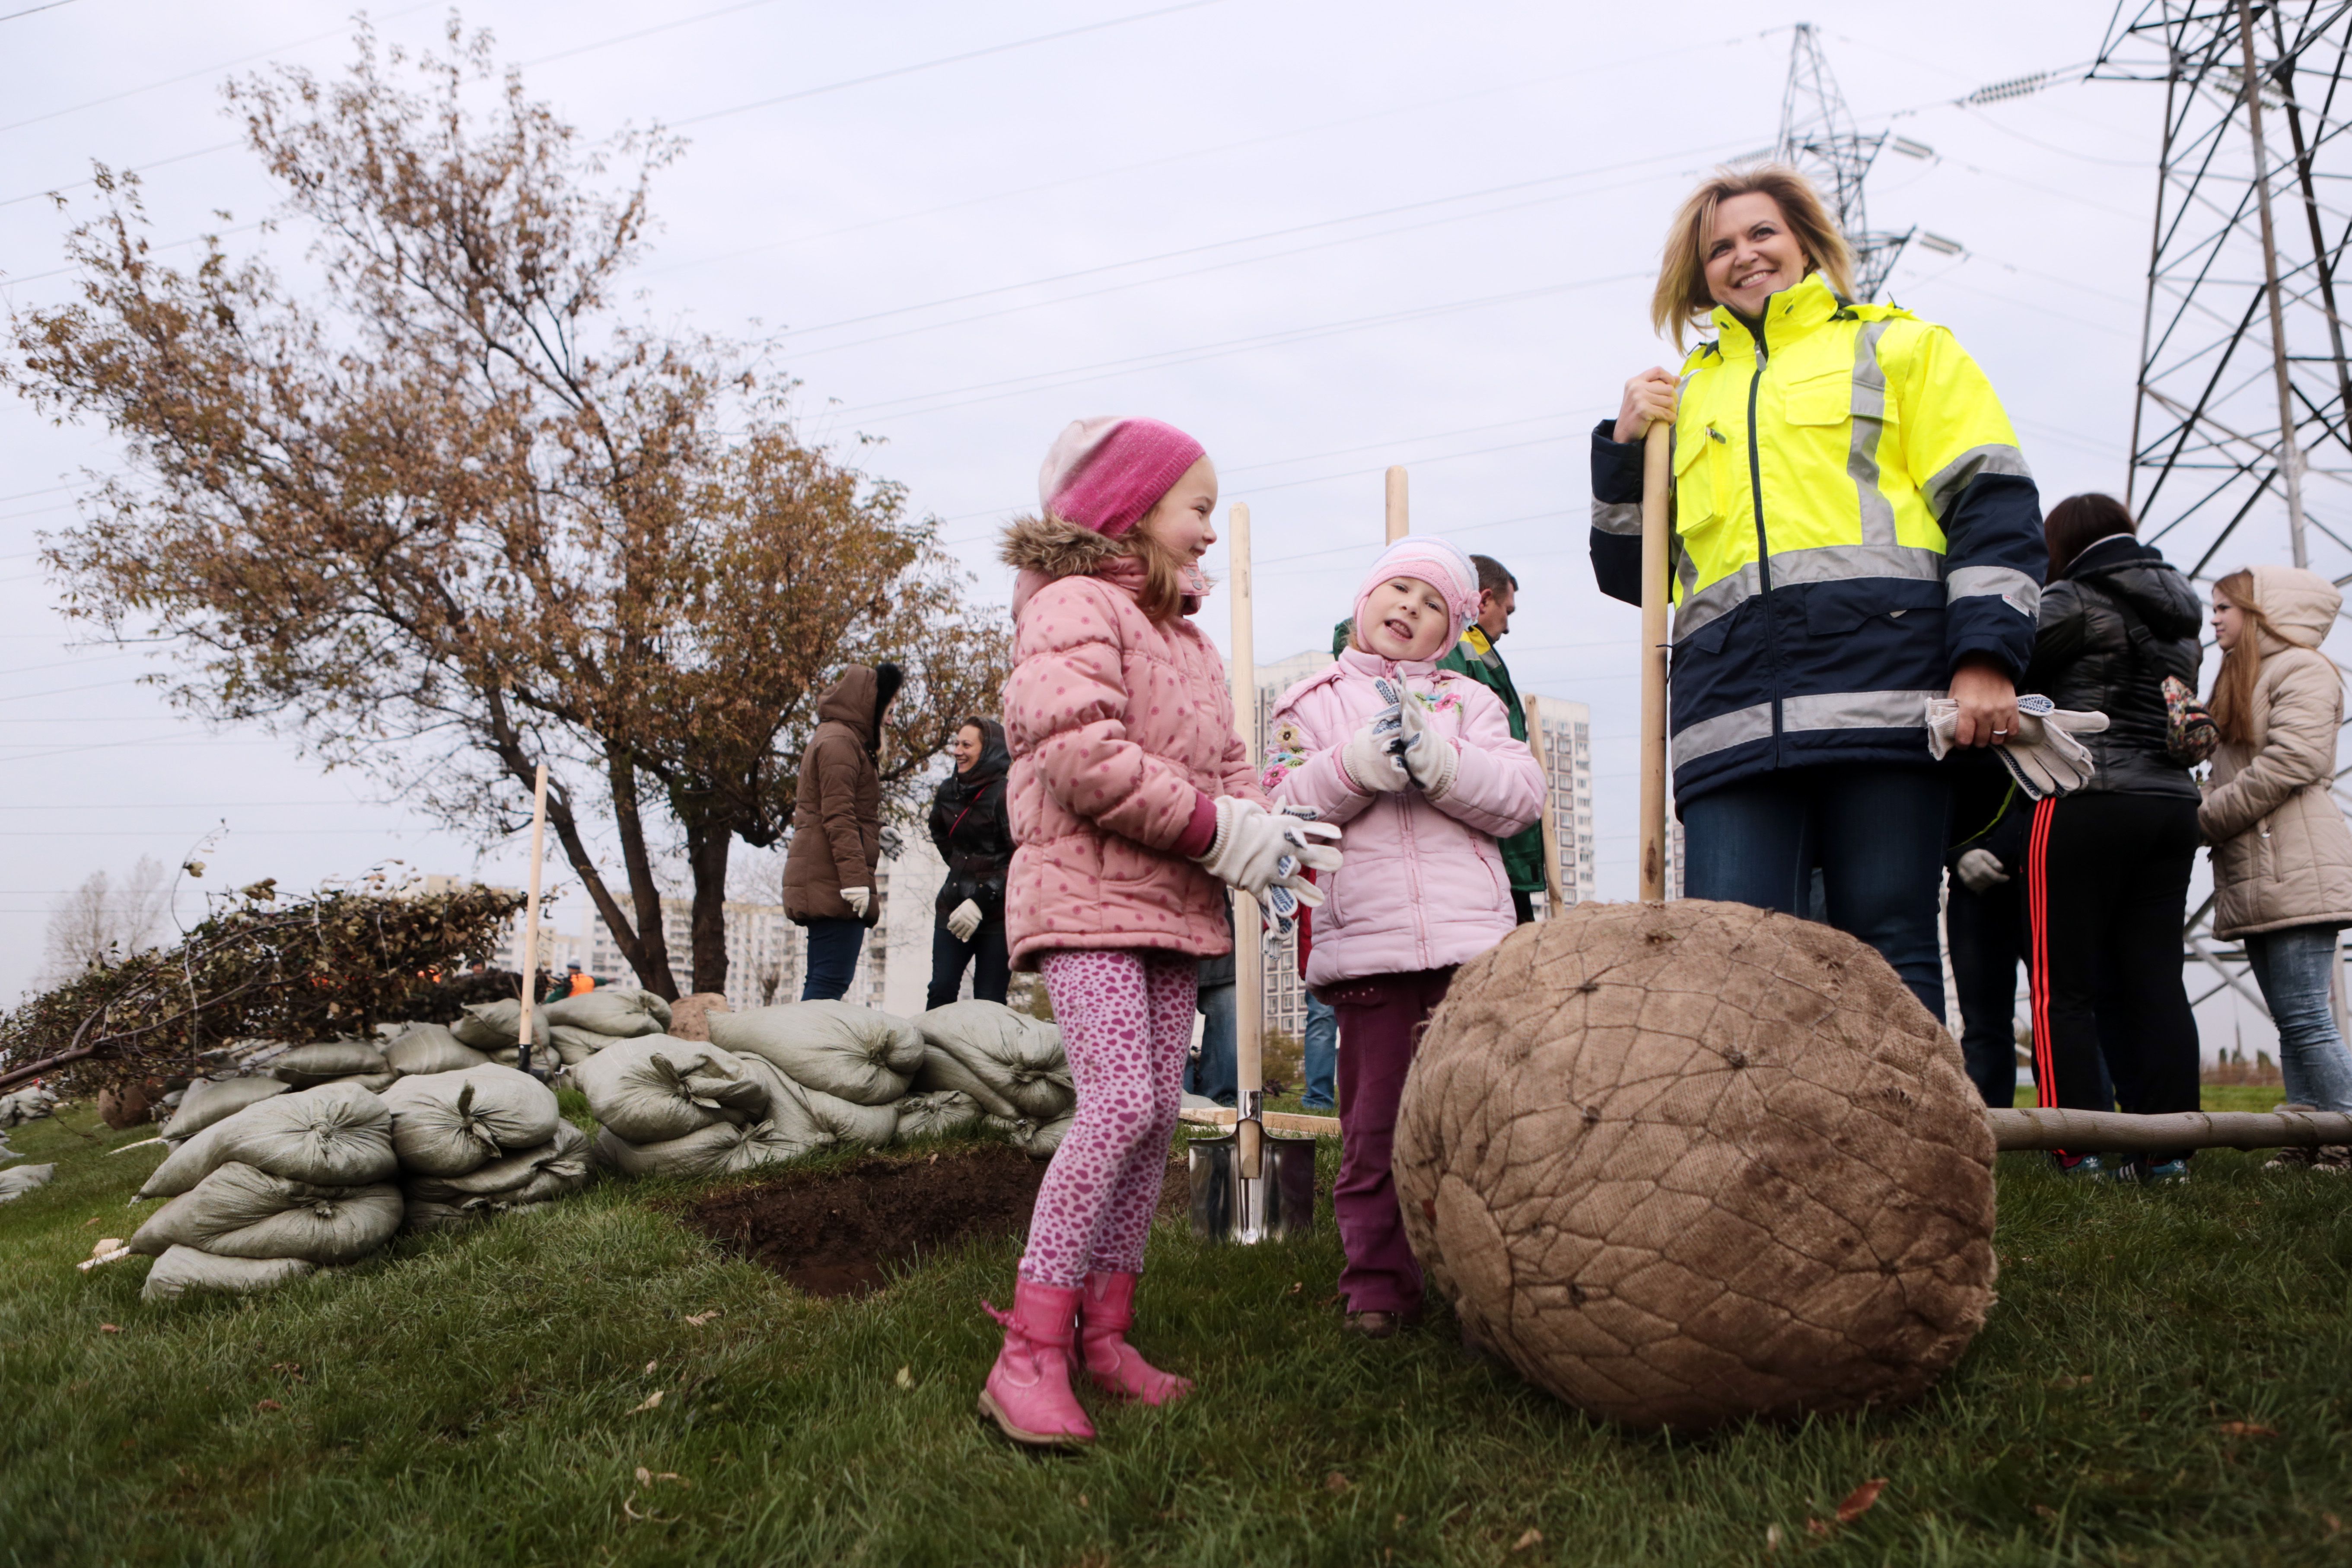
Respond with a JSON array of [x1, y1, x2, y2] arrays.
[[1324, 966, 1454, 1316]]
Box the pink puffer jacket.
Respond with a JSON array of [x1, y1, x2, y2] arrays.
[[1266, 648, 1544, 987], [999, 515, 1264, 970]]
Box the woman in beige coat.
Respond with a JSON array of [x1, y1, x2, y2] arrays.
[[2202, 565, 2352, 1135]]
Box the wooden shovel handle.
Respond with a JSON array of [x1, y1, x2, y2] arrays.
[[1637, 423, 1672, 903]]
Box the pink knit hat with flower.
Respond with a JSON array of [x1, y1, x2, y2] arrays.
[[1038, 416, 1206, 537], [1353, 537, 1480, 648]]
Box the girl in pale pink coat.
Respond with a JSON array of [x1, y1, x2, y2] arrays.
[[1266, 537, 1545, 1336], [983, 415, 1340, 1449]]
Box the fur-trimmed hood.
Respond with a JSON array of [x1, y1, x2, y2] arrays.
[[1000, 511, 1210, 618], [1000, 512, 1125, 580]]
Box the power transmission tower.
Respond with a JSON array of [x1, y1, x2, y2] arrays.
[[2094, 0, 2352, 1032], [1776, 22, 1914, 300]]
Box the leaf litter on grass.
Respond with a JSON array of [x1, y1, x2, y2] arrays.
[[6, 1113, 2352, 1565]]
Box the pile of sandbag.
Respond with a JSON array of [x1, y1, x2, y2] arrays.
[[576, 1008, 909, 1178], [381, 1065, 590, 1231], [130, 1068, 594, 1302], [449, 987, 672, 1068], [0, 1085, 59, 1128], [911, 1001, 1076, 1158], [133, 1081, 402, 1301]]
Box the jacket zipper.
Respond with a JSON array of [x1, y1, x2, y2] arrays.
[[1744, 311, 1784, 746]]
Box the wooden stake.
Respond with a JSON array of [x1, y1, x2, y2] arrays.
[[516, 761, 549, 1075], [1228, 501, 1264, 1180], [1384, 466, 1409, 542], [1638, 424, 1673, 903]]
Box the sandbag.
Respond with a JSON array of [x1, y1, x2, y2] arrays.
[[139, 1082, 397, 1199], [987, 1113, 1075, 1161], [384, 1024, 491, 1076], [709, 1001, 926, 1106], [0, 1086, 59, 1128], [545, 988, 665, 1040], [129, 1161, 402, 1264], [403, 1121, 592, 1229], [916, 1001, 1074, 1122], [593, 1117, 809, 1179], [910, 1045, 1020, 1121], [159, 1078, 289, 1142], [271, 1040, 390, 1088], [893, 1089, 983, 1141], [451, 999, 549, 1051], [572, 1037, 770, 1145], [325, 1072, 401, 1093], [548, 1024, 608, 1066], [141, 1244, 314, 1302], [0, 1163, 56, 1201], [379, 1066, 561, 1177]]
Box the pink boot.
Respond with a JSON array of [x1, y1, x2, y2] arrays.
[[978, 1281, 1095, 1447], [1079, 1271, 1193, 1406]]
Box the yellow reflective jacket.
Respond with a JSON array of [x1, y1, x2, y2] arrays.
[[1590, 272, 2044, 800]]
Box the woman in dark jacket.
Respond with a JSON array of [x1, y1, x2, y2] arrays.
[[2017, 493, 2204, 1179], [926, 716, 1015, 1008]]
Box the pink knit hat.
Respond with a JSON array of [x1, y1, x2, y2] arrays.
[[1038, 416, 1206, 537], [1354, 537, 1480, 649]]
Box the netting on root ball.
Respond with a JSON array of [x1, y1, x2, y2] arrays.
[[1394, 899, 1996, 1433]]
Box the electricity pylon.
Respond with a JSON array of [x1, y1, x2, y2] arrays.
[[1776, 22, 1915, 301]]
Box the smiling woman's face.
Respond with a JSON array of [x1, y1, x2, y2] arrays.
[[1703, 191, 1809, 319]]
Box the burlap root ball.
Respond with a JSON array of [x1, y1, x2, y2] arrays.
[[1394, 899, 1996, 1432]]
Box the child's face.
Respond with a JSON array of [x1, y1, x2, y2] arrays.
[[1356, 576, 1453, 662], [1138, 456, 1218, 561]]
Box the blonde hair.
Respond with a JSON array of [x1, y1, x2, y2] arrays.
[[1652, 163, 1857, 350], [1121, 521, 1190, 623], [2209, 569, 2278, 748]]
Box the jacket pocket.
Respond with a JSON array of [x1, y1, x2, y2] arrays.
[[1671, 421, 1721, 529], [1100, 833, 1161, 886], [1781, 369, 1850, 426]]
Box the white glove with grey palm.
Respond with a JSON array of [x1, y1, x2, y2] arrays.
[[1193, 796, 1343, 935]]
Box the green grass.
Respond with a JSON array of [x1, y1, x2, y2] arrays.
[[3, 1094, 2349, 1567]]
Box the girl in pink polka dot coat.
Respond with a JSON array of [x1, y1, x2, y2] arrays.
[[980, 416, 1340, 1449]]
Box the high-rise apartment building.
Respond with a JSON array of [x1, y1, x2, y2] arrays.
[[1522, 695, 1599, 910]]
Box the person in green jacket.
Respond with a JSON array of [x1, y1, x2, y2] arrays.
[[1433, 554, 1544, 923]]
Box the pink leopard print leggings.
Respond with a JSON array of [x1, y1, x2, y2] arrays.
[[1016, 948, 1197, 1289]]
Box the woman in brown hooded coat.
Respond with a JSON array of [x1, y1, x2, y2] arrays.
[[783, 662, 901, 1000], [2204, 566, 2352, 1150]]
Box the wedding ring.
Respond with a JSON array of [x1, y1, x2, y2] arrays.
[[1992, 727, 2010, 736]]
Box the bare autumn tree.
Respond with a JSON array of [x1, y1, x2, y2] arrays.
[[38, 856, 173, 987], [9, 22, 1008, 999]]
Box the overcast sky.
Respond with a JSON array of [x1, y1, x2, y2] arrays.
[[0, 0, 2301, 1051]]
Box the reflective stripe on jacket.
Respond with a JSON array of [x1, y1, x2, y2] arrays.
[[1589, 271, 2044, 803]]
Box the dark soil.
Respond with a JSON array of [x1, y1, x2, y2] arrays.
[[684, 1141, 1192, 1298]]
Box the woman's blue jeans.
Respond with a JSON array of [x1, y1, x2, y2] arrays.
[[1682, 763, 1950, 1020], [2243, 925, 2352, 1112]]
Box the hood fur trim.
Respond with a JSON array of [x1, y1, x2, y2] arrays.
[[1000, 512, 1127, 579]]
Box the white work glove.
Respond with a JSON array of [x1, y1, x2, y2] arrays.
[[1926, 694, 2109, 801], [1193, 796, 1343, 936], [1955, 847, 2011, 895], [1340, 700, 1409, 793], [945, 898, 983, 941], [841, 886, 871, 919], [1386, 681, 1459, 798]]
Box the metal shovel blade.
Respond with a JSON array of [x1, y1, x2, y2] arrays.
[[1188, 1128, 1317, 1243]]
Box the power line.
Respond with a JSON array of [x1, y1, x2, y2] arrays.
[[0, 2, 441, 136], [0, 0, 76, 22], [640, 36, 1757, 283], [833, 271, 1646, 425], [669, 0, 1228, 130]]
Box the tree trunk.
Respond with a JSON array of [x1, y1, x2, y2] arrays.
[[685, 821, 732, 998], [605, 747, 680, 1000]]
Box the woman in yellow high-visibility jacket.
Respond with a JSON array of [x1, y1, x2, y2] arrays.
[[1588, 164, 2044, 1016]]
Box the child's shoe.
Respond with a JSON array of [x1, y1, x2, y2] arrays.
[[1077, 1271, 1192, 1406], [979, 1281, 1095, 1448]]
